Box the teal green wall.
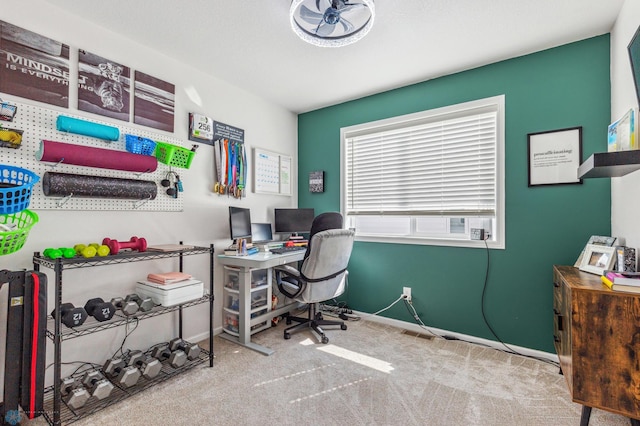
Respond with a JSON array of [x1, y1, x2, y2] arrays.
[[297, 35, 611, 353]]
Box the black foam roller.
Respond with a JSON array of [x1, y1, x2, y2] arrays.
[[43, 172, 157, 200]]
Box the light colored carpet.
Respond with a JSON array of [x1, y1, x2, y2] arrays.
[[28, 319, 632, 425]]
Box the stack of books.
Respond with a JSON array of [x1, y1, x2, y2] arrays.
[[601, 270, 640, 293], [223, 243, 258, 256]]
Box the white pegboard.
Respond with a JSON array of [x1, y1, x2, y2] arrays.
[[0, 100, 188, 211]]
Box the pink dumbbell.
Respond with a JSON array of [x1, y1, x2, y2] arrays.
[[102, 236, 147, 255]]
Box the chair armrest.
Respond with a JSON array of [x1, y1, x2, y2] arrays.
[[274, 265, 305, 299], [274, 264, 300, 278]]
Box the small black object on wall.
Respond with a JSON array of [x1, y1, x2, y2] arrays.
[[309, 170, 324, 193]]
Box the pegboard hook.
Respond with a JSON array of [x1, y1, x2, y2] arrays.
[[56, 193, 73, 208], [133, 168, 152, 178], [133, 195, 152, 209], [46, 158, 65, 169]]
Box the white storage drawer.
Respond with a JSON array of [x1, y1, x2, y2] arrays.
[[136, 279, 204, 307]]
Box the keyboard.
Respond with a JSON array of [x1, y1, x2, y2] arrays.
[[269, 246, 306, 254]]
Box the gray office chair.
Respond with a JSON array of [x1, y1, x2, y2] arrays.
[[275, 212, 355, 344]]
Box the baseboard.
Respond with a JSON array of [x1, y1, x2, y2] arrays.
[[198, 315, 557, 364], [351, 310, 559, 363], [190, 327, 223, 343]]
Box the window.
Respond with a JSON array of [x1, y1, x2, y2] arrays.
[[341, 95, 505, 248]]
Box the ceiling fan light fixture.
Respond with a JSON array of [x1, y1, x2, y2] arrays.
[[290, 0, 375, 48]]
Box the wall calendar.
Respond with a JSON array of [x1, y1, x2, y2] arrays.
[[253, 147, 291, 196]]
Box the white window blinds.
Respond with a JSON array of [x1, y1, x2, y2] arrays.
[[345, 108, 498, 217]]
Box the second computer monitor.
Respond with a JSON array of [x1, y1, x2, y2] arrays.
[[250, 223, 273, 243], [229, 206, 252, 241], [274, 208, 315, 236]]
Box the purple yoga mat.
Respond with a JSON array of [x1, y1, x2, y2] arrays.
[[36, 140, 157, 173]]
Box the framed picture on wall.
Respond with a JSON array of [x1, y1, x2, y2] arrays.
[[527, 126, 583, 187], [628, 24, 640, 107], [579, 244, 617, 276]]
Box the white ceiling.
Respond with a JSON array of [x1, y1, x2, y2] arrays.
[[43, 0, 625, 114]]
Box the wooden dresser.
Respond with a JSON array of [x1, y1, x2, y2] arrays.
[[553, 265, 640, 425]]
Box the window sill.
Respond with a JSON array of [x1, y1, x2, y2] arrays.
[[354, 234, 505, 249]]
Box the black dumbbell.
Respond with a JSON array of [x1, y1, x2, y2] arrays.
[[103, 358, 141, 388], [51, 303, 88, 328], [81, 370, 114, 400], [110, 297, 138, 316], [124, 294, 154, 312], [60, 377, 90, 409], [84, 298, 116, 322], [169, 338, 201, 361], [151, 345, 187, 368], [128, 350, 162, 379]]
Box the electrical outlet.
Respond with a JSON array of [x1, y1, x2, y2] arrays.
[[402, 286, 412, 302]]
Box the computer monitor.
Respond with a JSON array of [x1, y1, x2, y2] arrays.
[[250, 223, 273, 243], [229, 206, 252, 241], [274, 208, 315, 236]]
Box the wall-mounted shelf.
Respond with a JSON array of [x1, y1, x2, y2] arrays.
[[578, 150, 640, 178]]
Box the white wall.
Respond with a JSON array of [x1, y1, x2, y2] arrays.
[[0, 0, 298, 381], [611, 0, 640, 247]]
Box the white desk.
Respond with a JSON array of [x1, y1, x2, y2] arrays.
[[218, 251, 305, 355]]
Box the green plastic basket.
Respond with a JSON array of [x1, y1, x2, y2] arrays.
[[0, 209, 38, 256], [155, 141, 195, 169]]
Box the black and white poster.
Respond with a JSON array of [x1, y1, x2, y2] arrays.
[[0, 20, 70, 107], [133, 71, 174, 132], [78, 50, 130, 121]]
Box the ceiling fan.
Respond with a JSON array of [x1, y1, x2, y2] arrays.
[[290, 0, 376, 47]]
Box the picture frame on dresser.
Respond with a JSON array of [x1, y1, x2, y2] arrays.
[[573, 235, 617, 267], [579, 244, 617, 275]]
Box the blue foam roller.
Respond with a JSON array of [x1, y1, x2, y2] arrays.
[[56, 115, 120, 141]]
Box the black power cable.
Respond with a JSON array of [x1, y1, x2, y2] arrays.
[[479, 238, 559, 367]]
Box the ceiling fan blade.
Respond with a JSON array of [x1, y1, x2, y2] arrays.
[[315, 21, 336, 37], [316, 0, 333, 12], [299, 5, 324, 25], [339, 17, 355, 34], [340, 3, 367, 15]]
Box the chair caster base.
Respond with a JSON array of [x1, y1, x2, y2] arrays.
[[321, 336, 329, 344], [341, 324, 347, 330], [284, 332, 291, 339]]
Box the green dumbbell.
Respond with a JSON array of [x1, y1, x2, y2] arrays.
[[44, 248, 76, 259], [43, 248, 62, 259]]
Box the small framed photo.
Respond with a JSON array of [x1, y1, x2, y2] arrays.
[[527, 127, 583, 187], [579, 244, 617, 275], [574, 235, 618, 267]]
